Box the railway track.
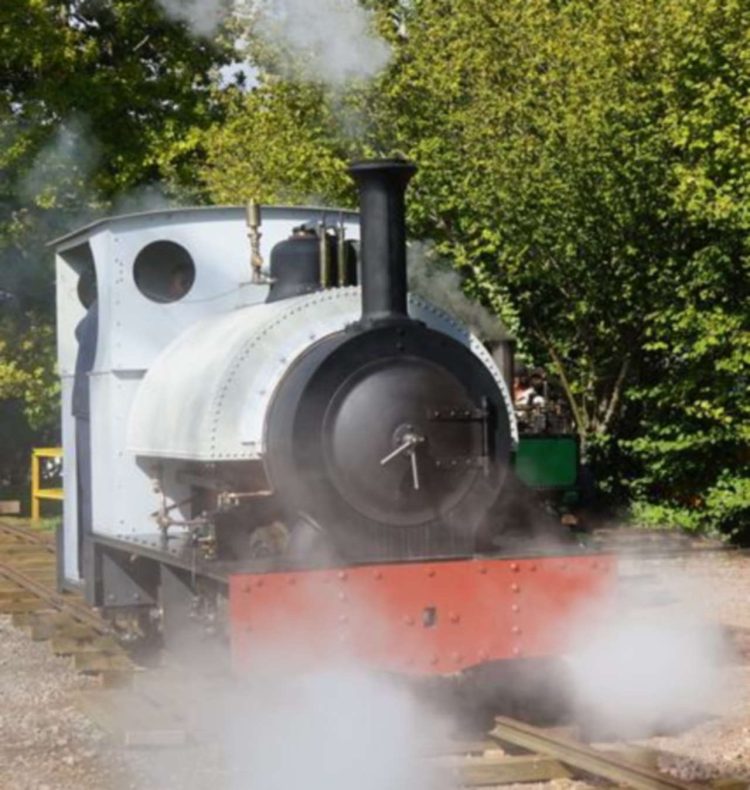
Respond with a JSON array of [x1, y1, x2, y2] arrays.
[[0, 518, 746, 789], [0, 519, 134, 685]]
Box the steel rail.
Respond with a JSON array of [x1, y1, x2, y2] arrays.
[[0, 560, 109, 634], [0, 520, 55, 548], [492, 717, 697, 790]]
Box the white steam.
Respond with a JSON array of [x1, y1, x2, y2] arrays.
[[565, 565, 729, 740], [408, 242, 511, 344], [154, 0, 391, 85], [222, 664, 444, 790], [155, 0, 230, 37], [19, 117, 100, 207], [249, 0, 391, 85]]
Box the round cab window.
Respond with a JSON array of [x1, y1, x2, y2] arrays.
[[133, 241, 195, 303]]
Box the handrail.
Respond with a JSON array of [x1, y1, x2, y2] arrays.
[[30, 447, 63, 522]]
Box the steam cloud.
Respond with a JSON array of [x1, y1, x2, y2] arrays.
[[223, 664, 444, 790], [249, 0, 391, 85], [154, 0, 391, 86], [19, 117, 101, 207], [408, 242, 511, 344], [565, 564, 729, 740], [154, 0, 229, 37]]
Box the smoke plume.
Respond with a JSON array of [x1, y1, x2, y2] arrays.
[[565, 562, 729, 740], [18, 117, 101, 208], [154, 0, 230, 37], [222, 663, 445, 790], [153, 0, 391, 86], [408, 242, 511, 344], [248, 0, 391, 86]]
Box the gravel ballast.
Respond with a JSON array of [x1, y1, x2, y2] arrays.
[[1, 542, 749, 789]]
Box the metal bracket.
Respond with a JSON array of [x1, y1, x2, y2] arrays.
[[428, 397, 492, 474]]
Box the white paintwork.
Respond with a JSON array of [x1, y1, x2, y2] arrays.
[[55, 205, 360, 581], [127, 289, 518, 461]]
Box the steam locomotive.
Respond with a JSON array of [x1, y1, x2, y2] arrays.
[[54, 159, 613, 674]]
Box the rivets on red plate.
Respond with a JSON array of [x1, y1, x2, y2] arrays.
[[479, 566, 488, 575], [404, 615, 415, 626], [287, 577, 296, 586], [510, 563, 519, 572], [243, 583, 252, 594], [511, 603, 520, 613], [255, 579, 264, 588], [338, 571, 348, 581], [373, 571, 383, 580], [427, 569, 436, 578], [449, 612, 461, 624], [430, 655, 439, 666], [452, 652, 462, 664], [512, 647, 522, 656], [338, 614, 349, 624], [512, 625, 521, 635], [511, 583, 520, 593], [338, 592, 347, 601], [529, 564, 537, 572], [478, 649, 489, 661]]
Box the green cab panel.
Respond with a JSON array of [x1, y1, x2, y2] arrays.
[[513, 436, 579, 489]]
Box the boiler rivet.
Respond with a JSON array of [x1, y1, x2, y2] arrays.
[[427, 569, 436, 578], [511, 583, 520, 593], [449, 612, 460, 624], [243, 583, 252, 594], [511, 604, 520, 613], [512, 647, 521, 656], [479, 566, 488, 575], [404, 615, 415, 626], [511, 563, 519, 572], [338, 571, 348, 581], [512, 626, 521, 635], [373, 571, 383, 580]]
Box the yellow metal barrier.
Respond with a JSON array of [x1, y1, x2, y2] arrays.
[[31, 447, 63, 521]]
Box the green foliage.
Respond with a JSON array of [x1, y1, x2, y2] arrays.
[[0, 312, 59, 430], [632, 472, 750, 540], [201, 81, 357, 205], [630, 501, 703, 534]]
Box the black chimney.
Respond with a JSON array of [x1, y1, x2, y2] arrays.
[[348, 159, 417, 324]]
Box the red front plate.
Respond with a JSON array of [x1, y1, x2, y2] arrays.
[[229, 554, 616, 675]]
